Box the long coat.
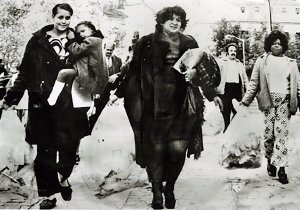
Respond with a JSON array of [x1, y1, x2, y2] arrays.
[[242, 54, 300, 115], [4, 25, 89, 145], [116, 32, 220, 167]]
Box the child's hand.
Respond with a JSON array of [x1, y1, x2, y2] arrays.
[[67, 30, 75, 39]]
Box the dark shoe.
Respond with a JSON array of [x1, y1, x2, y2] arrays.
[[151, 194, 163, 209], [60, 180, 73, 201], [39, 198, 57, 209], [164, 191, 175, 209], [267, 159, 277, 177], [163, 185, 176, 209], [278, 167, 289, 184]]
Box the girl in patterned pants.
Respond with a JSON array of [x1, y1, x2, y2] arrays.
[[241, 30, 300, 184]]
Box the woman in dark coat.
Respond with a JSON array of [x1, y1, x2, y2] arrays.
[[1, 3, 89, 209], [115, 6, 220, 209]]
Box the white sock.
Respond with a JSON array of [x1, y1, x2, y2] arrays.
[[47, 81, 65, 106]]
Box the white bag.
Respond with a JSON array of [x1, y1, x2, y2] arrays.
[[220, 102, 264, 168], [0, 110, 33, 170], [202, 101, 224, 136]]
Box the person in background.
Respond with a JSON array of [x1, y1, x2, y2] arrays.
[[88, 41, 123, 132], [241, 30, 300, 184], [213, 42, 248, 132], [0, 58, 9, 100], [113, 6, 220, 209], [1, 3, 90, 209]]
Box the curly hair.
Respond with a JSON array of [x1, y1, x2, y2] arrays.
[[264, 30, 288, 54], [155, 6, 188, 32]]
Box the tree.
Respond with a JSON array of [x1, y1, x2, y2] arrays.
[[211, 19, 251, 74], [0, 0, 32, 70]]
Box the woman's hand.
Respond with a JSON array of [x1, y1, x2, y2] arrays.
[[0, 100, 9, 110], [213, 96, 224, 112], [108, 94, 119, 106], [182, 68, 197, 82]]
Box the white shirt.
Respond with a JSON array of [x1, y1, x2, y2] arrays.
[[105, 56, 112, 68], [266, 55, 289, 94], [225, 60, 240, 83]]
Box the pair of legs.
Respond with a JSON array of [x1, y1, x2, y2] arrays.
[[263, 93, 290, 184], [219, 81, 242, 132], [35, 134, 79, 208], [147, 140, 189, 209], [48, 69, 77, 106]]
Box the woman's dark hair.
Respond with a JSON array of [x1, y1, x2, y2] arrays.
[[52, 3, 73, 17], [155, 6, 188, 32], [264, 30, 288, 53], [75, 21, 104, 39]]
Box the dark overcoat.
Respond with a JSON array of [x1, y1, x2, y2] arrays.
[[4, 25, 89, 145], [116, 32, 220, 167]]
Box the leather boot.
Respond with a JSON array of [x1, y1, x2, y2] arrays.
[[267, 158, 276, 177], [163, 182, 176, 209], [278, 167, 288, 184], [151, 181, 163, 209]]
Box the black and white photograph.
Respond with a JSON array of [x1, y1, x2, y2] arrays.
[[1, 0, 300, 209]]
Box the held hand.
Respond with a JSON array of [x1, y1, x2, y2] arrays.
[[0, 100, 9, 110], [182, 68, 197, 82], [213, 96, 224, 112], [108, 94, 118, 106], [67, 30, 75, 39], [108, 74, 118, 83], [230, 101, 248, 117]]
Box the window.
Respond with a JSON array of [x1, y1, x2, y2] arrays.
[[296, 8, 300, 14], [255, 7, 259, 13], [241, 7, 245, 13]]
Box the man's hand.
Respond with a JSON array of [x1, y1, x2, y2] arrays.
[[213, 96, 224, 112], [67, 30, 75, 39], [108, 74, 118, 83], [182, 68, 197, 82]]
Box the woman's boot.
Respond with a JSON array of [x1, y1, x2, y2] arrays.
[[278, 167, 288, 184], [267, 158, 277, 177], [151, 181, 163, 209], [163, 181, 176, 209]]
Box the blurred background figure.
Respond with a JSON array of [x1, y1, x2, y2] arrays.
[[213, 42, 248, 132]]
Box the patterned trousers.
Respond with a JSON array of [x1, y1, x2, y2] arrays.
[[263, 93, 290, 167]]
